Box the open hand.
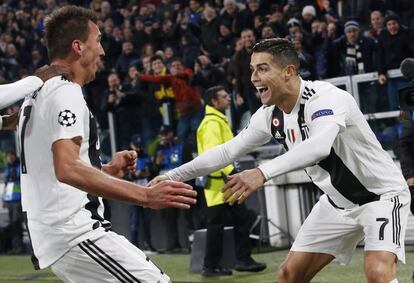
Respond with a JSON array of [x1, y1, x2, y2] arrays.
[[35, 64, 73, 82], [222, 168, 265, 205], [148, 175, 170, 186], [146, 180, 197, 209]]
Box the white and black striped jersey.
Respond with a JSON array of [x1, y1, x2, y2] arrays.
[[260, 79, 407, 208], [18, 76, 110, 269], [167, 78, 407, 209]]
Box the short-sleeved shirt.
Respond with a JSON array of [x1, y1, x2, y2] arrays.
[[248, 78, 407, 209], [18, 76, 110, 269]]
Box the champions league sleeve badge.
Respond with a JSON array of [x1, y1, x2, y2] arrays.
[[58, 109, 77, 127]]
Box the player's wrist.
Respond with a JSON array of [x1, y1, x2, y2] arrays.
[[256, 167, 267, 183]]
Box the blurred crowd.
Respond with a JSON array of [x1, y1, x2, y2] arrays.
[[0, 0, 413, 153], [1, 0, 414, 252]]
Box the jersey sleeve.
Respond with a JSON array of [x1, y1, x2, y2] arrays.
[[46, 83, 88, 143], [166, 107, 272, 181], [0, 76, 43, 109], [305, 90, 349, 130]]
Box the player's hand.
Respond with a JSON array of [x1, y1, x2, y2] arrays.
[[104, 150, 137, 178], [148, 175, 170, 186], [378, 74, 387, 85], [145, 180, 197, 209], [222, 168, 265, 205], [35, 64, 73, 82], [1, 112, 19, 131]]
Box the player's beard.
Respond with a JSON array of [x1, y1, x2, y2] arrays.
[[80, 53, 98, 85]]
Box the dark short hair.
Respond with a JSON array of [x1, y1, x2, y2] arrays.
[[252, 38, 300, 70], [45, 6, 98, 61], [150, 55, 164, 64], [204, 85, 226, 106]]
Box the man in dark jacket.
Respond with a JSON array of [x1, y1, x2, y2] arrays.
[[377, 13, 414, 110], [327, 20, 377, 76]]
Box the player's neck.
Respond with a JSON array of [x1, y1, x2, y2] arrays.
[[278, 76, 301, 113], [51, 60, 85, 86]]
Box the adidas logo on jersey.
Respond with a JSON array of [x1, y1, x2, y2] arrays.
[[274, 131, 283, 139]]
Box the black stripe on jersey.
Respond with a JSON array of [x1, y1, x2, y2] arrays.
[[318, 148, 380, 205], [23, 212, 40, 270], [297, 104, 310, 140], [86, 239, 141, 282], [85, 110, 112, 229], [392, 197, 396, 244], [391, 196, 402, 245], [85, 195, 112, 231], [392, 197, 402, 246], [79, 242, 134, 283], [20, 105, 32, 174], [270, 107, 288, 149], [88, 112, 101, 169]]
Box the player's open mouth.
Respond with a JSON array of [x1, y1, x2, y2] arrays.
[[256, 86, 269, 98]]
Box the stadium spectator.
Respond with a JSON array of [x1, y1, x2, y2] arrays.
[[2, 150, 24, 254], [137, 57, 203, 144], [290, 34, 316, 80], [220, 0, 243, 35], [127, 134, 157, 252], [327, 20, 377, 77], [364, 10, 384, 40], [233, 29, 261, 117], [193, 54, 228, 94], [197, 86, 266, 277], [105, 72, 140, 150], [154, 125, 186, 252], [260, 24, 276, 40], [115, 40, 140, 80], [200, 5, 220, 62], [301, 5, 316, 33], [238, 0, 264, 34], [377, 13, 414, 110], [217, 22, 236, 60]]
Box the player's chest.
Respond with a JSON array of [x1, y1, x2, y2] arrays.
[[270, 108, 309, 149]]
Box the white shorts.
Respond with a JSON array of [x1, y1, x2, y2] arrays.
[[291, 189, 410, 265], [51, 231, 170, 283]]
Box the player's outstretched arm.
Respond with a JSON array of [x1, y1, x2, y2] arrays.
[[222, 121, 340, 205], [0, 65, 72, 111], [52, 138, 196, 209]]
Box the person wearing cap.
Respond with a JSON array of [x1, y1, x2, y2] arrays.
[[327, 20, 376, 78], [377, 13, 414, 110], [301, 5, 316, 33]]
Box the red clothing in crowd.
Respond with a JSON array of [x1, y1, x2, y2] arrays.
[[139, 69, 203, 115]]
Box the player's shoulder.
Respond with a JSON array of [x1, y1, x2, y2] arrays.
[[249, 104, 274, 128], [40, 76, 82, 99], [303, 80, 351, 102]]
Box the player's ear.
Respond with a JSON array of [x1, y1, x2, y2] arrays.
[[72, 40, 83, 56], [285, 64, 297, 80]]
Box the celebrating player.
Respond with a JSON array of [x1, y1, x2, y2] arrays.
[[152, 38, 410, 282], [18, 6, 196, 283]]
